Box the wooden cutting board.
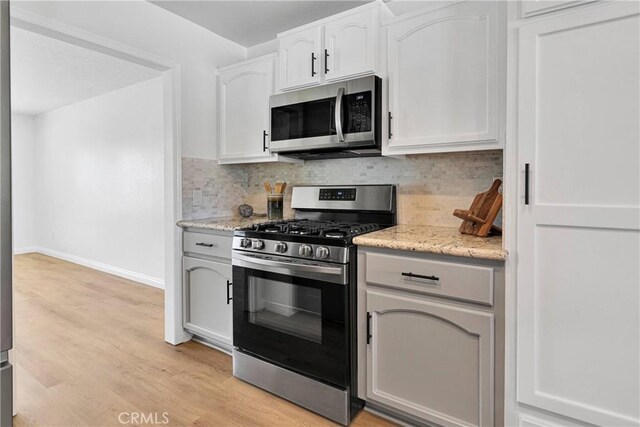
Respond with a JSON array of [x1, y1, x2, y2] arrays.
[[453, 179, 503, 237]]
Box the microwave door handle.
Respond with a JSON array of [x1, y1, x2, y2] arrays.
[[335, 87, 345, 142]]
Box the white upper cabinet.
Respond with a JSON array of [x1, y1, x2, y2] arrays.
[[385, 1, 504, 155], [520, 1, 594, 18], [324, 8, 378, 82], [278, 26, 323, 91], [218, 54, 294, 164], [278, 2, 389, 91]]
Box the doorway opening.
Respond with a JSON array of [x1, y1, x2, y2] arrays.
[[8, 8, 183, 423]]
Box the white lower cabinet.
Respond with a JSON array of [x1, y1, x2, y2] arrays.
[[367, 289, 495, 427], [359, 248, 504, 427], [182, 255, 233, 351]]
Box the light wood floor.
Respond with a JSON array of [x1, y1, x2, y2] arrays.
[[13, 253, 394, 427]]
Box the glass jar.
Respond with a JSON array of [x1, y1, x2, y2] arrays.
[[267, 194, 284, 220]]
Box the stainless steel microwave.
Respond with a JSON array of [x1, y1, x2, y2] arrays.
[[269, 76, 382, 160]]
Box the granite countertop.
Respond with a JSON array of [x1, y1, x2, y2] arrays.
[[353, 225, 506, 261], [177, 216, 285, 232]]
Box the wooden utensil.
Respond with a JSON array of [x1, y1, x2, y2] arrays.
[[264, 182, 272, 194], [453, 179, 503, 237], [275, 182, 286, 194]]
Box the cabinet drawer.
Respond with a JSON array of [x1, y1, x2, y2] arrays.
[[365, 252, 494, 305], [183, 231, 232, 259]]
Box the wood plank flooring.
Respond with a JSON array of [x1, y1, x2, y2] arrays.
[[13, 253, 394, 427]]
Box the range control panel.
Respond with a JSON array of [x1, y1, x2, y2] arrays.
[[319, 188, 357, 201]]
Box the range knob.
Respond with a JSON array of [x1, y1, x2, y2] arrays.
[[240, 238, 252, 248], [298, 245, 313, 257], [315, 246, 330, 259], [251, 239, 265, 250], [274, 242, 288, 253]]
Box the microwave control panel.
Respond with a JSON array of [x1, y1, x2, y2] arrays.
[[319, 188, 357, 201], [344, 91, 372, 134]]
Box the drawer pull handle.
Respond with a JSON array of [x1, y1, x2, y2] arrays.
[[402, 272, 439, 281], [195, 242, 216, 248], [524, 163, 530, 205], [263, 130, 268, 152], [226, 280, 233, 305], [324, 48, 329, 74]]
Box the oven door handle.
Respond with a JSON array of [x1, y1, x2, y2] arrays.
[[232, 252, 348, 285], [335, 87, 345, 143]]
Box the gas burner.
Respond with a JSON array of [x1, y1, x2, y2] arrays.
[[325, 231, 346, 238], [240, 219, 383, 243]]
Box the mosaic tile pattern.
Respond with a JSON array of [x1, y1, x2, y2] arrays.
[[182, 150, 503, 228]]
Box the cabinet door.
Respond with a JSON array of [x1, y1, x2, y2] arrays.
[[218, 56, 274, 162], [520, 1, 594, 18], [386, 1, 502, 153], [517, 3, 640, 426], [367, 289, 494, 427], [183, 256, 233, 347], [324, 9, 377, 82], [279, 26, 323, 90]]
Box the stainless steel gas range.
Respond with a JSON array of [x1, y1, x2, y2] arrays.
[[231, 185, 396, 425]]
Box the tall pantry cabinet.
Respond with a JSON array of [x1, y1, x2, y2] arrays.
[[511, 1, 640, 426]]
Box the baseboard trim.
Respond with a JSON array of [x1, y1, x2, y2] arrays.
[[364, 402, 431, 427], [13, 246, 39, 255], [192, 336, 232, 356], [23, 247, 165, 289]]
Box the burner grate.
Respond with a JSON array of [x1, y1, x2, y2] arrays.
[[244, 219, 382, 240]]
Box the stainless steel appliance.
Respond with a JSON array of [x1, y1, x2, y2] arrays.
[[269, 76, 382, 160], [0, 2, 12, 426], [232, 185, 396, 425]]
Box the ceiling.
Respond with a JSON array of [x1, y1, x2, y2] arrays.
[[10, 27, 162, 116], [150, 1, 371, 47]]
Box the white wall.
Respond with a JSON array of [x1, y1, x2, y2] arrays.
[[11, 0, 247, 160], [11, 114, 37, 252], [33, 77, 165, 287]]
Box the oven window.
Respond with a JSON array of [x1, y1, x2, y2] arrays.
[[248, 277, 322, 344]]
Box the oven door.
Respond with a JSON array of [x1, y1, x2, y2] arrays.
[[232, 252, 349, 388]]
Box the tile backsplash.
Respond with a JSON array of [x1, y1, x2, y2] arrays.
[[182, 150, 503, 228]]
